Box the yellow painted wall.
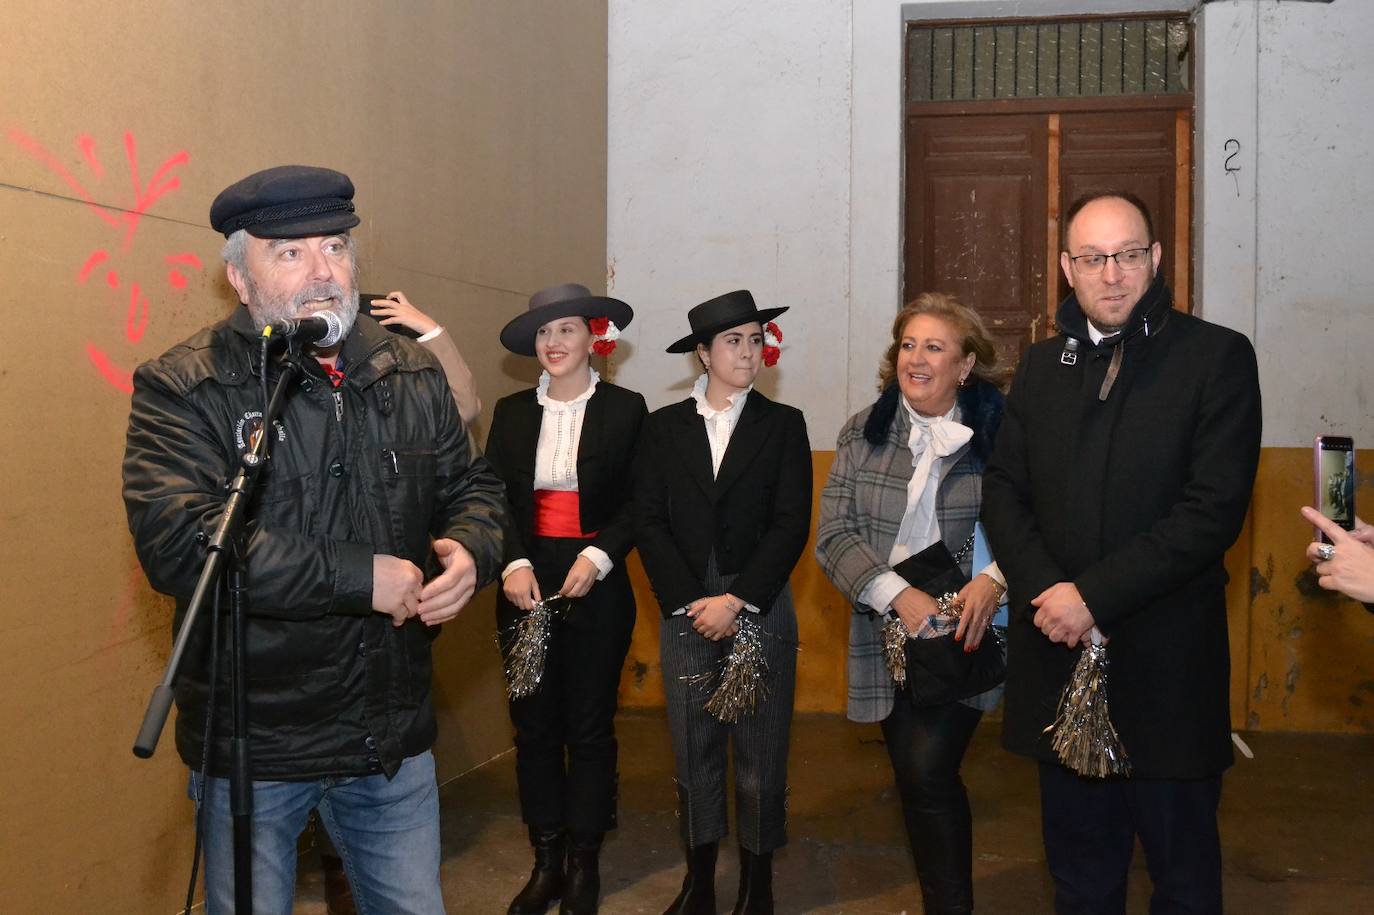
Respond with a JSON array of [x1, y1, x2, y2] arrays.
[[1234, 448, 1374, 733], [620, 448, 1374, 737]]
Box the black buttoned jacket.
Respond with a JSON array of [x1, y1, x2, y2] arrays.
[[484, 382, 647, 567], [634, 390, 813, 616]]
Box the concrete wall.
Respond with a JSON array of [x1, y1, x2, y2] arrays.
[[1254, 1, 1374, 446], [608, 0, 1374, 731], [0, 2, 606, 911], [606, 0, 857, 715], [1198, 0, 1374, 732], [606, 0, 853, 437]]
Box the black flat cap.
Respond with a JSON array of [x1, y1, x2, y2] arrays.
[[210, 165, 360, 238], [665, 289, 787, 353]]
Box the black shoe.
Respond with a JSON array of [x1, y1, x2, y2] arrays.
[[662, 841, 718, 915], [731, 847, 773, 915], [509, 827, 566, 915], [559, 832, 603, 915]]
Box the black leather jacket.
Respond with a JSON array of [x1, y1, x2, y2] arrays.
[[123, 307, 505, 780]]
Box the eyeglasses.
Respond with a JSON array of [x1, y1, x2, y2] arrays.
[[1067, 247, 1152, 274]]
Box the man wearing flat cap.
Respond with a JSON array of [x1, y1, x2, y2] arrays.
[[123, 165, 506, 913]]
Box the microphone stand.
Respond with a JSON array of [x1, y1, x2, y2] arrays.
[[133, 341, 303, 914]]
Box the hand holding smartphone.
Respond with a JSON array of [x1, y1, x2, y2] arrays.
[[1314, 435, 1356, 544]]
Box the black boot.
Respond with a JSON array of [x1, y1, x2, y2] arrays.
[[509, 827, 566, 915], [731, 846, 773, 915], [906, 805, 974, 915], [560, 832, 603, 915], [662, 841, 717, 915]]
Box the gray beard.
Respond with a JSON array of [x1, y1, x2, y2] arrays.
[[245, 277, 361, 342]]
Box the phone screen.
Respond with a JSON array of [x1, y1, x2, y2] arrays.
[[1316, 437, 1355, 538]]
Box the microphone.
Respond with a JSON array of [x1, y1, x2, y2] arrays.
[[261, 311, 345, 348]]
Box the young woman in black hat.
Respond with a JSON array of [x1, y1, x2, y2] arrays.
[[634, 290, 812, 915], [485, 283, 647, 915]]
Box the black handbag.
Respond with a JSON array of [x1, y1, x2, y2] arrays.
[[891, 538, 1006, 706]]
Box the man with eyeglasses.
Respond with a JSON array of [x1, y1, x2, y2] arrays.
[[982, 191, 1262, 914]]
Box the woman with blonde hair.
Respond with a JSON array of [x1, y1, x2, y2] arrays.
[[816, 292, 1007, 914]]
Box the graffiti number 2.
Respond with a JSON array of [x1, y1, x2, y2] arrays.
[[1223, 138, 1242, 198]]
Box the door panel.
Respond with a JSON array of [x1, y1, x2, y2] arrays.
[[1057, 110, 1181, 307], [905, 106, 1191, 365], [906, 114, 1048, 369]]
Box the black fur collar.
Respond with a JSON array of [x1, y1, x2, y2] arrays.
[[862, 379, 1004, 468]]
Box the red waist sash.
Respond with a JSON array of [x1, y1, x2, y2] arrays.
[[533, 490, 598, 539]]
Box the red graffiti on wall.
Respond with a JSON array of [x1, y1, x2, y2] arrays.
[[7, 128, 203, 393]]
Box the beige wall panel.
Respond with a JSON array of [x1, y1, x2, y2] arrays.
[[428, 590, 512, 784], [0, 1, 605, 911]]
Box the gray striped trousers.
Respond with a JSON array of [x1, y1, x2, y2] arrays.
[[659, 573, 798, 853]]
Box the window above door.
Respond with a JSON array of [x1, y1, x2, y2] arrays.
[[907, 15, 1190, 103]]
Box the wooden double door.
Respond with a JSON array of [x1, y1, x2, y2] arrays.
[[904, 105, 1191, 367]]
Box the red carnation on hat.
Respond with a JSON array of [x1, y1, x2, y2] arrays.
[[762, 321, 783, 367], [589, 316, 620, 357]]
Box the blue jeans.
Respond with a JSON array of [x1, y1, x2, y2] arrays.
[[189, 750, 445, 915]]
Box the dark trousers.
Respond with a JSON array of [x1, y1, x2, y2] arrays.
[[880, 691, 983, 915], [496, 537, 636, 836], [659, 570, 797, 853], [1039, 763, 1224, 915]]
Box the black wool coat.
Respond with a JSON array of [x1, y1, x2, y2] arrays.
[[982, 274, 1262, 778], [634, 389, 812, 616], [484, 381, 647, 567]]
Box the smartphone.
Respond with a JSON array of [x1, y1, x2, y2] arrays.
[[364, 293, 421, 339], [1314, 435, 1355, 543]]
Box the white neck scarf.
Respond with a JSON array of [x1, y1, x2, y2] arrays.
[[889, 399, 972, 564]]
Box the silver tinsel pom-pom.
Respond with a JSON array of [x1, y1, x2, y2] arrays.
[[1045, 627, 1131, 778], [687, 614, 771, 723], [501, 595, 570, 700], [881, 592, 962, 686], [882, 616, 909, 687]]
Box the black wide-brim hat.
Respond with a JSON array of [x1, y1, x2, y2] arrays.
[[500, 283, 634, 356], [665, 289, 788, 353], [210, 165, 361, 239]]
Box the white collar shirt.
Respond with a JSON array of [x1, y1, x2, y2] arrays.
[[532, 368, 599, 491], [690, 373, 752, 478]]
